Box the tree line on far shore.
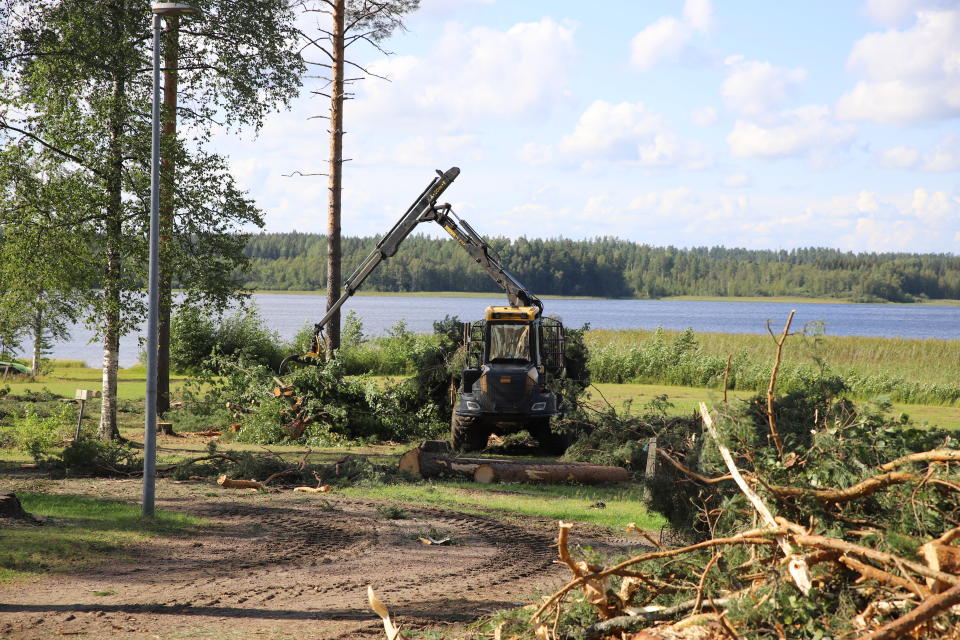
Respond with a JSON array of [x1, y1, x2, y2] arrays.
[[242, 232, 960, 302]]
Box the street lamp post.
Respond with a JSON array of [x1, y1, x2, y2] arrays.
[[144, 2, 198, 519]]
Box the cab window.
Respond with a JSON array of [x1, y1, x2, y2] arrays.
[[488, 323, 531, 361]]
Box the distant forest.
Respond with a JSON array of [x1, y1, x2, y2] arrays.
[[241, 232, 960, 302]]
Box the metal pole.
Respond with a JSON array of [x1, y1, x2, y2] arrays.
[[143, 11, 162, 518]]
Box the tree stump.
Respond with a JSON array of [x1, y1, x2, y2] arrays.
[[0, 492, 41, 523]]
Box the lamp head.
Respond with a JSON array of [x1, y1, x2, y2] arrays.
[[151, 2, 199, 16]]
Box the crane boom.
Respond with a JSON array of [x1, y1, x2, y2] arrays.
[[291, 167, 541, 363]]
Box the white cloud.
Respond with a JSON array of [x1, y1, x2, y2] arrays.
[[921, 133, 960, 171], [637, 134, 712, 169], [628, 187, 699, 217], [857, 189, 880, 212], [522, 100, 711, 169], [391, 134, 483, 166], [727, 106, 856, 159], [557, 101, 664, 158], [877, 134, 960, 170], [862, 0, 958, 25], [352, 19, 577, 127], [722, 56, 807, 116], [837, 9, 960, 124], [629, 0, 711, 70], [803, 188, 960, 251], [878, 145, 920, 168], [724, 172, 751, 188], [683, 0, 713, 32], [691, 106, 719, 127]]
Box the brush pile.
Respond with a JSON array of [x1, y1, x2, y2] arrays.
[[527, 319, 960, 639]]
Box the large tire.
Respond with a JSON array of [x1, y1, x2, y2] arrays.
[[451, 413, 490, 452], [528, 417, 572, 455]]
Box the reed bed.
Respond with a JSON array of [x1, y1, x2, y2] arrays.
[[585, 328, 960, 406]]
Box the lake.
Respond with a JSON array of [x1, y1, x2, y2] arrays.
[[41, 294, 960, 367]]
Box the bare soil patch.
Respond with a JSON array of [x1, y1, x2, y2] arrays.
[[0, 476, 643, 639]]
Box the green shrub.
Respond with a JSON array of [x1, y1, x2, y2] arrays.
[[1, 405, 74, 462], [58, 436, 142, 476], [169, 304, 284, 374]]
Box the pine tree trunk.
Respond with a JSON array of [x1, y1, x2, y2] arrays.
[[157, 15, 180, 416], [324, 0, 345, 357]]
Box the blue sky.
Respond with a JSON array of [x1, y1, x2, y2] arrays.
[[213, 0, 960, 253]]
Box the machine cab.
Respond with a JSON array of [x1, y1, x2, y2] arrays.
[[484, 306, 538, 364]]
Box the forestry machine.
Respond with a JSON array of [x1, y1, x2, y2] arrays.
[[285, 166, 569, 453]]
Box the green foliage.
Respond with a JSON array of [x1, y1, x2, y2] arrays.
[[338, 318, 441, 376], [376, 504, 409, 519], [169, 305, 284, 374], [57, 436, 143, 476], [0, 405, 74, 462]]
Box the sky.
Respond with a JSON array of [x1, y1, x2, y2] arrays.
[[211, 0, 960, 254]]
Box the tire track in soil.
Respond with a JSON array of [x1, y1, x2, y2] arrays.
[[0, 493, 622, 639]]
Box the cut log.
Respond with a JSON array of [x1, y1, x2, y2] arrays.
[[473, 462, 628, 484], [157, 421, 175, 436], [217, 475, 265, 490], [398, 440, 629, 485]]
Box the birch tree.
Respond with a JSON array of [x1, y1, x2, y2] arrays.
[[0, 0, 303, 439]]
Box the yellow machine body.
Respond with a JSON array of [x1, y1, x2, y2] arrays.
[[485, 306, 538, 322]]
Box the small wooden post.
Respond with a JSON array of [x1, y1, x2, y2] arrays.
[[642, 437, 657, 500], [73, 390, 99, 439]]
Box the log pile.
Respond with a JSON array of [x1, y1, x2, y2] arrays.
[[398, 440, 629, 485]]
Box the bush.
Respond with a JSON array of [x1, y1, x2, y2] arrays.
[[58, 436, 143, 476], [1, 405, 74, 462], [169, 304, 284, 374]]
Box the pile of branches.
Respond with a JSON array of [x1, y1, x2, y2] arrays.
[[527, 315, 960, 640]]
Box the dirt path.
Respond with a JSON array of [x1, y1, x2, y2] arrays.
[[1, 480, 641, 639]]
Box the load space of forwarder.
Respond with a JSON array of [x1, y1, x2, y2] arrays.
[[283, 167, 571, 455]]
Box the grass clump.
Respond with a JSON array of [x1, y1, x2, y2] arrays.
[[376, 504, 409, 520]]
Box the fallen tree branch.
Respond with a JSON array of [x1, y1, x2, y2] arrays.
[[879, 449, 960, 472], [855, 583, 960, 640], [764, 471, 920, 503], [790, 533, 960, 588], [582, 597, 734, 639], [156, 452, 240, 473], [838, 555, 931, 599], [699, 402, 812, 595], [531, 533, 777, 624], [657, 448, 734, 484], [765, 310, 794, 460]]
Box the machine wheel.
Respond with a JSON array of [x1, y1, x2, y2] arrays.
[[451, 413, 490, 452], [529, 417, 572, 455]]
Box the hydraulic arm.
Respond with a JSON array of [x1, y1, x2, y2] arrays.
[[287, 166, 541, 366]]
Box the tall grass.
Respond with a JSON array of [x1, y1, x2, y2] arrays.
[[585, 328, 960, 406]]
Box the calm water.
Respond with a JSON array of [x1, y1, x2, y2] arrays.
[[44, 294, 960, 367]]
